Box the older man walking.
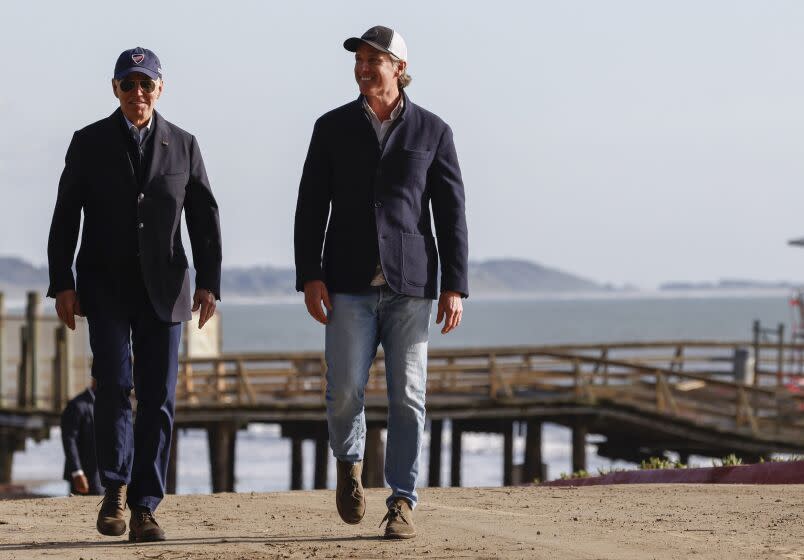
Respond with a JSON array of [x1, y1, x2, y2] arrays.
[[295, 26, 468, 539], [47, 47, 221, 542]]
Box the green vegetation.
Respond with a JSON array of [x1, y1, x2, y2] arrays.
[[638, 457, 686, 470], [558, 470, 589, 480], [714, 454, 743, 467]]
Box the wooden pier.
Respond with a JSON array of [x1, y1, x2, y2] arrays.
[[1, 292, 803, 491]]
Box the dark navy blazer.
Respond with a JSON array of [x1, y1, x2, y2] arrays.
[[61, 388, 103, 494], [47, 109, 222, 322], [295, 92, 468, 299]]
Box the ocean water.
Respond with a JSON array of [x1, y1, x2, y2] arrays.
[[12, 292, 794, 496]]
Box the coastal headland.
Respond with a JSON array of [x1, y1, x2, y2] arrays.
[[0, 485, 801, 559]]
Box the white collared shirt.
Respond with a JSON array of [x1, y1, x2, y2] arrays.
[[123, 114, 153, 145], [362, 96, 404, 145]]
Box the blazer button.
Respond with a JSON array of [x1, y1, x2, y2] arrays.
[[374, 201, 383, 208]]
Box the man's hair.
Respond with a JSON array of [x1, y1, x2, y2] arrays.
[[391, 55, 412, 89]]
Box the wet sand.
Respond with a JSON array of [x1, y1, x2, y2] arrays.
[[0, 485, 801, 559]]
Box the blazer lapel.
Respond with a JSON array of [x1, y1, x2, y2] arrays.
[[109, 109, 139, 190], [143, 111, 170, 190]]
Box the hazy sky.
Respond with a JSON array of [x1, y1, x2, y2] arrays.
[[2, 1, 803, 288]]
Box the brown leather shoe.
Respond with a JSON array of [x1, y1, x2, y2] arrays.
[[129, 506, 166, 542], [96, 483, 126, 536], [336, 460, 365, 524], [380, 498, 416, 539]]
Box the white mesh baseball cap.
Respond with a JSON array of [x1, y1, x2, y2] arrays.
[[344, 26, 408, 62]]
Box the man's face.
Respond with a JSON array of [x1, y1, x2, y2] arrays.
[[354, 43, 404, 97], [111, 71, 163, 125]]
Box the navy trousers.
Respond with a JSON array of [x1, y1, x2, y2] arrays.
[[87, 281, 181, 511]]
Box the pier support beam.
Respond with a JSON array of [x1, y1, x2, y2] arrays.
[[451, 420, 462, 487], [428, 419, 443, 487], [290, 437, 303, 490], [207, 422, 237, 493], [0, 293, 5, 408], [361, 425, 385, 488], [503, 420, 514, 486], [0, 436, 14, 484], [572, 419, 588, 474], [314, 434, 329, 489], [166, 427, 178, 494], [523, 420, 544, 483]]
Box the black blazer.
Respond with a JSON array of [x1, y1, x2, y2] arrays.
[[295, 92, 468, 299], [47, 109, 221, 322], [61, 388, 103, 494]]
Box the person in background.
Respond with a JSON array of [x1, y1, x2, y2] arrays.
[[61, 379, 103, 496]]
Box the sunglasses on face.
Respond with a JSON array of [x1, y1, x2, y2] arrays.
[[118, 78, 157, 93]]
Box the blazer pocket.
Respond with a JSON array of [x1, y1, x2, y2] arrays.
[[399, 148, 432, 161], [401, 232, 432, 287]]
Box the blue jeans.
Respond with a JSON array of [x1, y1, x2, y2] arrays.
[[325, 287, 432, 508]]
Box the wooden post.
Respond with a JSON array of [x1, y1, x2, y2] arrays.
[[25, 292, 40, 408], [207, 423, 236, 493], [428, 419, 443, 487], [17, 325, 29, 408], [752, 320, 761, 387], [450, 420, 462, 487], [313, 431, 329, 490], [166, 426, 178, 494], [503, 420, 514, 486], [290, 437, 303, 490], [0, 433, 14, 483], [0, 292, 4, 407], [361, 425, 385, 488], [523, 420, 544, 483], [572, 418, 587, 473], [53, 325, 69, 411], [777, 323, 785, 388]]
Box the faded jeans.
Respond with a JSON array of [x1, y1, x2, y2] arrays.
[[325, 287, 431, 508]]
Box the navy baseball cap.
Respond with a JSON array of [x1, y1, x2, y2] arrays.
[[114, 47, 162, 81]]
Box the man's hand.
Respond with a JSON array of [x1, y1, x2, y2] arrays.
[[192, 289, 216, 329], [436, 290, 463, 334], [55, 289, 83, 330], [304, 280, 332, 325], [72, 473, 89, 495]]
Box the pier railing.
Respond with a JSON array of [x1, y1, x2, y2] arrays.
[[169, 342, 804, 445]]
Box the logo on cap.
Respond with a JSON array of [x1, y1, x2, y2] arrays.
[[132, 53, 145, 64]]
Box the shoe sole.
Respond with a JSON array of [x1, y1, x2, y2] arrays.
[[336, 503, 366, 525], [129, 532, 166, 542], [383, 532, 416, 539], [96, 522, 126, 537]]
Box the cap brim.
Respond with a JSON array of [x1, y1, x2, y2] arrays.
[[114, 67, 161, 80], [343, 37, 393, 56]]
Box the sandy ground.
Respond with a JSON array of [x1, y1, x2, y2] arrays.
[[0, 485, 802, 559]]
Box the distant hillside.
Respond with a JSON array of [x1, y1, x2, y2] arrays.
[[0, 256, 608, 298], [0, 257, 48, 286], [468, 259, 605, 294]]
